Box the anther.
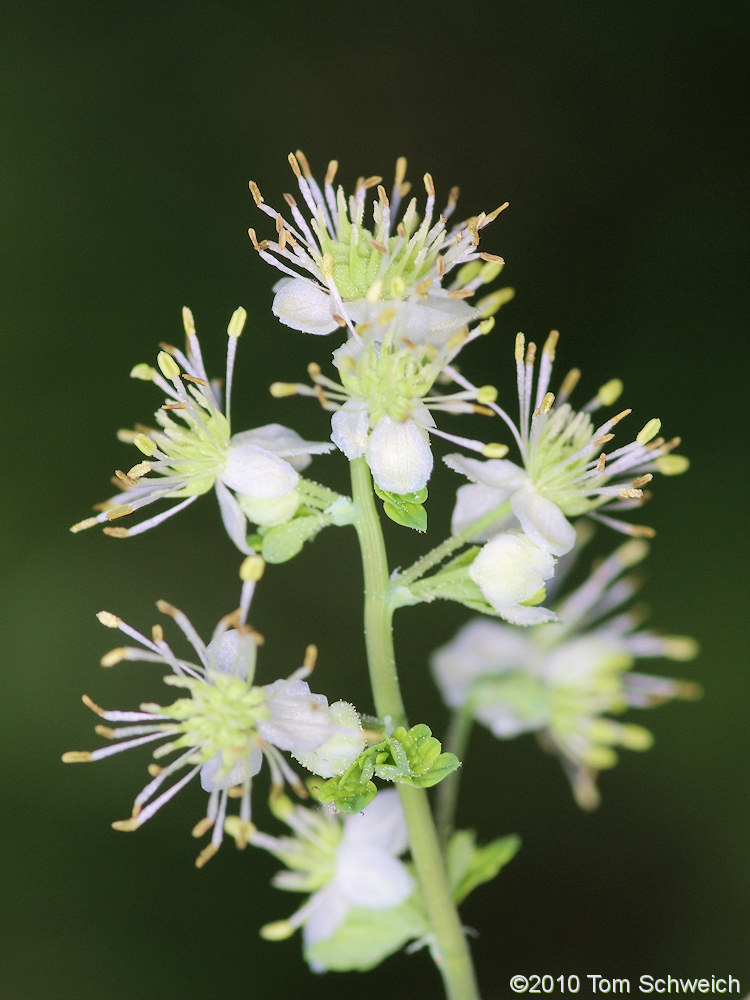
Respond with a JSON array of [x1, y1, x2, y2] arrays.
[[423, 173, 435, 197], [152, 623, 164, 643], [394, 156, 408, 191], [248, 181, 264, 206], [61, 750, 92, 763], [287, 151, 302, 178], [240, 554, 266, 582], [609, 408, 632, 428], [100, 648, 125, 667], [97, 611, 121, 629], [94, 725, 115, 739], [102, 526, 129, 538], [111, 817, 141, 833], [181, 307, 196, 339], [303, 644, 318, 672], [82, 693, 106, 715], [637, 418, 661, 445], [543, 329, 559, 358], [631, 474, 653, 489], [525, 342, 537, 366], [325, 160, 338, 186], [482, 443, 509, 458], [484, 202, 510, 224], [559, 368, 581, 397], [70, 516, 99, 533], [515, 332, 525, 361], [294, 149, 312, 178], [192, 816, 214, 838], [106, 505, 133, 521], [270, 382, 302, 398]]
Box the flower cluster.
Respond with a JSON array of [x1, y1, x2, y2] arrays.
[[63, 559, 365, 867], [71, 307, 333, 551], [431, 538, 699, 807], [67, 148, 697, 985], [249, 151, 509, 340], [446, 330, 687, 554]]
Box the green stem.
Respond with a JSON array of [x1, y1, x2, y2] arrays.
[[436, 706, 474, 848], [397, 500, 512, 587], [349, 457, 481, 1000]]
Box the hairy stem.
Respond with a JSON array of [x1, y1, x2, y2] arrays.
[[396, 499, 512, 587], [350, 457, 481, 1000]]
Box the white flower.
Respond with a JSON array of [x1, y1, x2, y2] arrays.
[[281, 314, 507, 495], [431, 538, 699, 807], [71, 307, 332, 551], [469, 532, 557, 625], [63, 595, 365, 867], [252, 789, 414, 968], [445, 330, 688, 552], [249, 150, 510, 341]]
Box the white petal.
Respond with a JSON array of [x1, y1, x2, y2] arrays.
[[401, 295, 479, 346], [259, 678, 333, 754], [199, 748, 262, 792], [470, 533, 555, 606], [207, 628, 256, 680], [296, 701, 364, 778], [491, 602, 558, 626], [230, 424, 332, 472], [430, 618, 533, 707], [341, 789, 408, 854], [238, 490, 301, 527], [222, 442, 298, 499], [272, 277, 339, 335], [510, 485, 576, 556], [335, 841, 414, 910], [444, 453, 528, 491], [302, 885, 350, 949], [451, 482, 513, 540], [330, 400, 370, 459], [366, 415, 433, 493], [215, 479, 253, 553]]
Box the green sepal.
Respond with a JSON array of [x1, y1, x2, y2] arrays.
[[446, 829, 521, 905], [373, 485, 428, 532], [304, 890, 429, 972], [372, 724, 460, 789], [313, 760, 378, 814], [260, 513, 327, 563]]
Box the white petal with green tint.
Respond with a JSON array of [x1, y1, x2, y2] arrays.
[[272, 276, 340, 335], [366, 414, 434, 494]]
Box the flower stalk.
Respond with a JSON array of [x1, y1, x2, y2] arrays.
[[349, 457, 481, 1000]]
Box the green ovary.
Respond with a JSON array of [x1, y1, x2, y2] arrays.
[[164, 674, 269, 766], [155, 410, 231, 497], [528, 405, 601, 515], [341, 346, 436, 424], [319, 216, 439, 301]]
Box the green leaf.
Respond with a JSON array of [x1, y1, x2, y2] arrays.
[[314, 762, 378, 814], [382, 499, 427, 532], [373, 724, 460, 788], [447, 830, 521, 905], [260, 514, 326, 563], [304, 894, 429, 972], [373, 485, 428, 532]]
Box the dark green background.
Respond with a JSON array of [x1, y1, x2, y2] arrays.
[[2, 2, 747, 998]]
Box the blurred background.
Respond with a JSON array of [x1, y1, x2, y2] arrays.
[[2, 2, 747, 997]]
